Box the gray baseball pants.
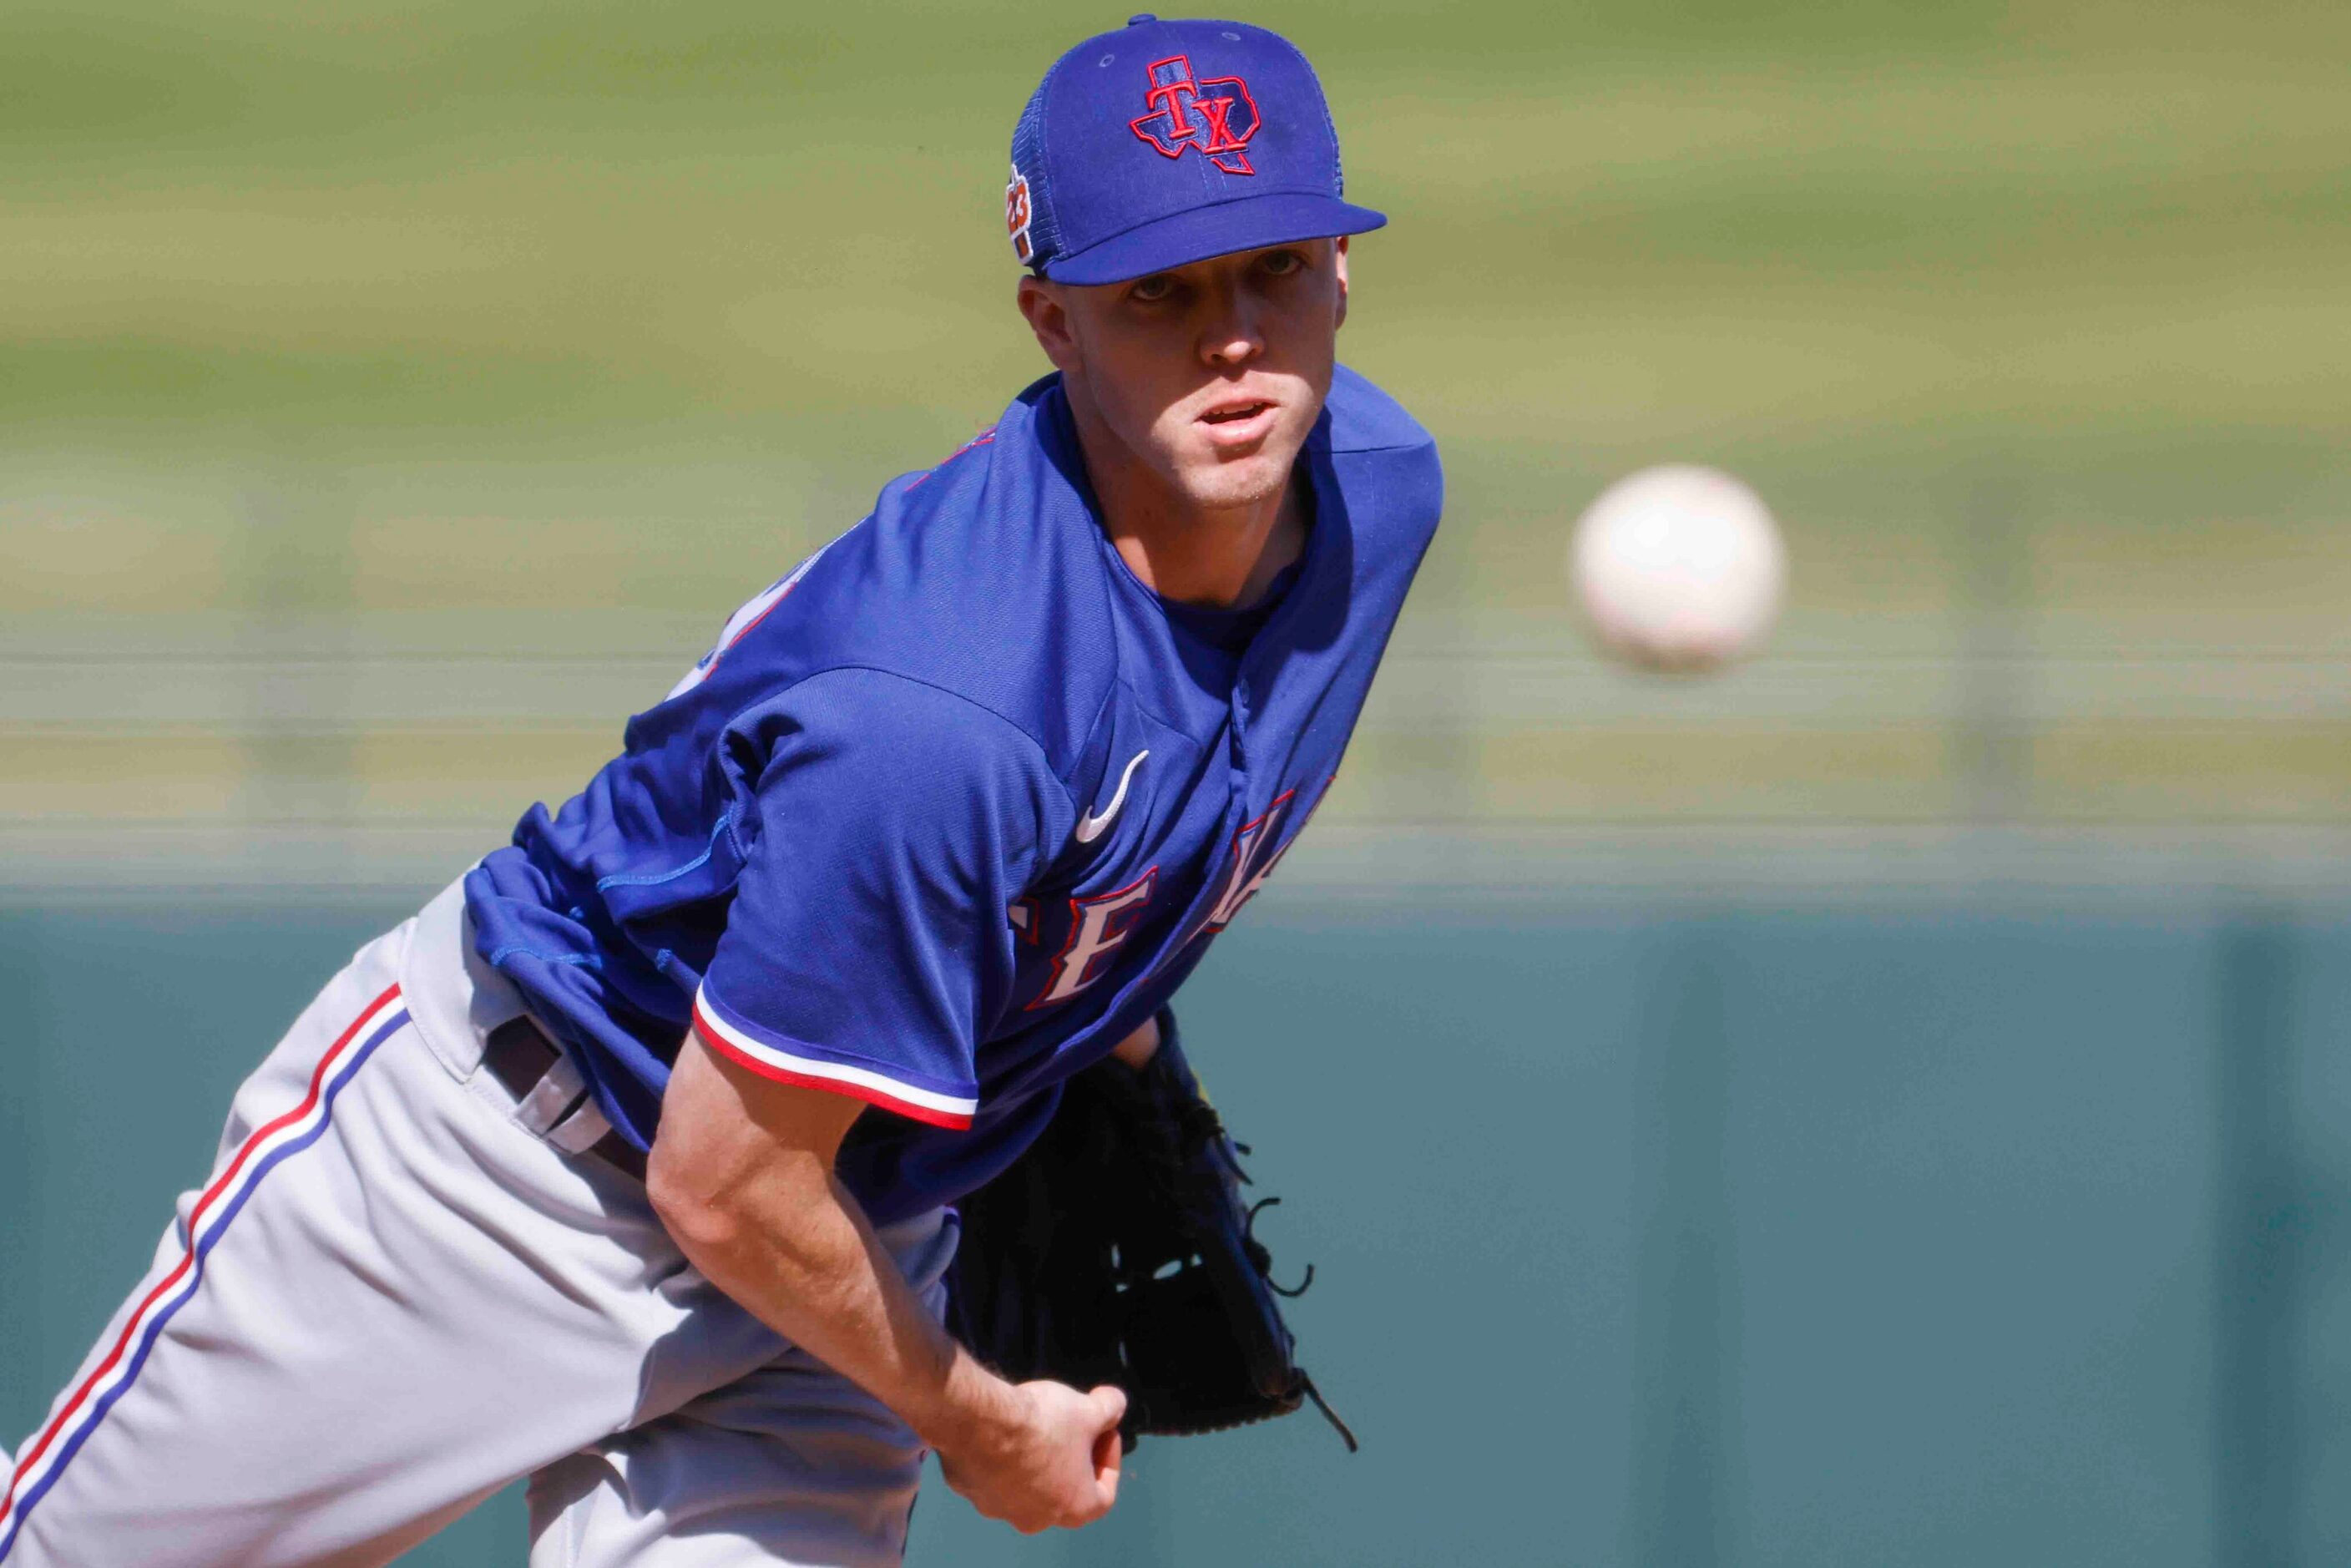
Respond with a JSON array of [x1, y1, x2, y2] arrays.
[[1, 877, 955, 1567]]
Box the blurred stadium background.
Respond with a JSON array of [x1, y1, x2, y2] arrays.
[[4, 0, 2348, 1562]]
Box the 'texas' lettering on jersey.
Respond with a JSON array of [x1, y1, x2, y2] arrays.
[[1014, 787, 1309, 1010]]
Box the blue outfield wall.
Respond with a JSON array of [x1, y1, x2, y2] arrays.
[[3, 893, 2348, 1565]]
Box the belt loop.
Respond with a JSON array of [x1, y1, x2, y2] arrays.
[[514, 1052, 588, 1138], [481, 1016, 647, 1183]]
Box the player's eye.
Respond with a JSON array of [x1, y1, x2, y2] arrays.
[[1129, 275, 1178, 303], [1258, 249, 1307, 277]]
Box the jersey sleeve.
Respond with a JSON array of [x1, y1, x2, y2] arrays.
[[690, 668, 1072, 1129]]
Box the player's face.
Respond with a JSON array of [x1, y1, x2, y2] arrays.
[[1020, 239, 1349, 514]]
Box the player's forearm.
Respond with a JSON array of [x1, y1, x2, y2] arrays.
[[666, 1163, 1125, 1530], [647, 1110, 1018, 1453]]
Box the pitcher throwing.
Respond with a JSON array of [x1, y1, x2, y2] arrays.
[[3, 15, 1439, 1565]]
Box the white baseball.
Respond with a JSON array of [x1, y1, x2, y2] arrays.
[[1568, 465, 1787, 673]]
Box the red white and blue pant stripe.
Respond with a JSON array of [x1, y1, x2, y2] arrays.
[[0, 984, 410, 1561]]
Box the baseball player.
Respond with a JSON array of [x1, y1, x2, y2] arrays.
[[2, 14, 1441, 1566]]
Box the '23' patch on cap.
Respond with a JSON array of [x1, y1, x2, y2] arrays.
[[1004, 15, 1385, 287]]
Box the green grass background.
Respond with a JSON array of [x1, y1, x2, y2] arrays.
[[8, 0, 2348, 615], [4, 0, 2348, 841]]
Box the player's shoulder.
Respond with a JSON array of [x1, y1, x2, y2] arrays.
[[1322, 363, 1438, 457], [1318, 364, 1443, 555], [690, 377, 1115, 781]]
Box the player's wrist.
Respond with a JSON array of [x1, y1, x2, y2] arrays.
[[914, 1344, 1024, 1460]]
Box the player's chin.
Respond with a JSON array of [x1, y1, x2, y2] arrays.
[[1175, 426, 1308, 504], [1175, 448, 1290, 510]]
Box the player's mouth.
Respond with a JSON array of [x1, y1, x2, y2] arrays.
[[1196, 397, 1277, 448]]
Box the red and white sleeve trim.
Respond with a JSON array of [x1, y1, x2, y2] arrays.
[[690, 988, 977, 1130]]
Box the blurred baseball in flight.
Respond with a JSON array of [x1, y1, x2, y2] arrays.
[[1568, 465, 1786, 673]]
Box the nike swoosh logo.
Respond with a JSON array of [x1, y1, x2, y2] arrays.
[[1074, 750, 1150, 844]]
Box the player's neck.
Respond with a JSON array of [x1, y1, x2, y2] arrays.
[[1066, 405, 1306, 614]]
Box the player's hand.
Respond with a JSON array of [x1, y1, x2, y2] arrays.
[[937, 1378, 1125, 1534]]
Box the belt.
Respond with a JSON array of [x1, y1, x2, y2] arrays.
[[483, 1016, 649, 1183]]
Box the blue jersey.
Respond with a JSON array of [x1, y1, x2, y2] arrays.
[[464, 366, 1442, 1224]]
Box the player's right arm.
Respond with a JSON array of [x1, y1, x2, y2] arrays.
[[648, 1036, 1125, 1534], [646, 667, 1121, 1531]]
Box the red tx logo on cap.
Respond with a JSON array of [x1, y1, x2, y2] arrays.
[[1128, 55, 1260, 176]]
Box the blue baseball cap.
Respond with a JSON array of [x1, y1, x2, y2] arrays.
[[1004, 15, 1387, 286]]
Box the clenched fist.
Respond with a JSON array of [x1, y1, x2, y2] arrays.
[[938, 1378, 1126, 1535]]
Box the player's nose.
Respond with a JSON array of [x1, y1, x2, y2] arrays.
[[1201, 334, 1260, 371], [1198, 312, 1264, 370], [1196, 272, 1265, 370]]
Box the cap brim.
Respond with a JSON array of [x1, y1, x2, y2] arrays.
[[1042, 192, 1388, 286]]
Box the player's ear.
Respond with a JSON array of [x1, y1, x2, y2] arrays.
[[1017, 274, 1083, 375], [1333, 236, 1350, 332]]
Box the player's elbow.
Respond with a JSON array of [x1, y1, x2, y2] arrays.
[[645, 1120, 746, 1261]]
